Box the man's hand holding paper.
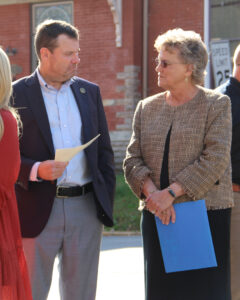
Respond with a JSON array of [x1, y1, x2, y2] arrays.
[[38, 160, 68, 180]]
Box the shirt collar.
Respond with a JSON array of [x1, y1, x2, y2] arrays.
[[36, 68, 73, 91]]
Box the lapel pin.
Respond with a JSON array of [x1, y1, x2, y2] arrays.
[[80, 87, 86, 94]]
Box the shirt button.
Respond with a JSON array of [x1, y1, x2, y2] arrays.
[[64, 124, 67, 128]]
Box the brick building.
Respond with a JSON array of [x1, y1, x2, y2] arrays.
[[1, 0, 232, 170]]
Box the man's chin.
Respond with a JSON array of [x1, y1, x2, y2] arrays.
[[71, 69, 77, 76], [71, 67, 78, 75], [63, 72, 76, 82]]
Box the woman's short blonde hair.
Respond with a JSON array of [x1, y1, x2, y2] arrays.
[[0, 47, 17, 140], [154, 28, 208, 85]]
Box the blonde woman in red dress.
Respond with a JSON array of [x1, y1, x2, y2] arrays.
[[0, 47, 32, 300]]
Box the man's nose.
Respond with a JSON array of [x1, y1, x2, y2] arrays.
[[72, 54, 80, 64]]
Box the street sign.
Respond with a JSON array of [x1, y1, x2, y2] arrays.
[[210, 40, 232, 88]]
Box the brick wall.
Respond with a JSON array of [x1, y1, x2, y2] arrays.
[[0, 0, 204, 171], [74, 0, 143, 170], [0, 0, 143, 171], [0, 3, 31, 79], [147, 0, 204, 96]]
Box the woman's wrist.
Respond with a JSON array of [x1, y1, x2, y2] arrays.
[[168, 182, 184, 198], [148, 189, 158, 196], [145, 189, 158, 204], [142, 177, 158, 198], [167, 186, 176, 199]]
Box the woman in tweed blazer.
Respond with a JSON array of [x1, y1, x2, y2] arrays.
[[123, 28, 233, 300]]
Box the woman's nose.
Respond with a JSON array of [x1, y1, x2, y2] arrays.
[[155, 64, 161, 72]]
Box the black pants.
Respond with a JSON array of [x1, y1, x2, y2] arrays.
[[141, 208, 231, 300]]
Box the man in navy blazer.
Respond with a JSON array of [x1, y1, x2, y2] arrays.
[[12, 19, 115, 300]]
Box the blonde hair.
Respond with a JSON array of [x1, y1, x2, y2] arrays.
[[154, 28, 208, 85], [0, 47, 19, 140]]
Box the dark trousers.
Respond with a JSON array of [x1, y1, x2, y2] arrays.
[[141, 208, 231, 300]]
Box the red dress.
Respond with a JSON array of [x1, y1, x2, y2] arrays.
[[0, 110, 32, 300]]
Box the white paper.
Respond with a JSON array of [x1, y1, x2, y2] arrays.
[[55, 134, 100, 162]]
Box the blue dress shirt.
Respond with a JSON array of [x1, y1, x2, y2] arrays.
[[30, 69, 92, 186]]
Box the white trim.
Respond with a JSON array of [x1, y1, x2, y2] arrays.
[[107, 0, 122, 47]]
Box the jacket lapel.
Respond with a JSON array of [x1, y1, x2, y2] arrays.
[[25, 72, 55, 157], [70, 80, 93, 144]]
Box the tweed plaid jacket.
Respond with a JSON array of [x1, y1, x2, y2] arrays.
[[123, 86, 234, 210]]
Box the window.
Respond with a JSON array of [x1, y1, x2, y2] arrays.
[[31, 1, 73, 71]]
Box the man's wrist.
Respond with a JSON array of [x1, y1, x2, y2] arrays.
[[29, 162, 42, 182]]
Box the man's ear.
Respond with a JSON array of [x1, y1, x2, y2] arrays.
[[39, 47, 49, 61]]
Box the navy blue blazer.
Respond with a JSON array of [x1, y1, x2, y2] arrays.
[[12, 71, 116, 238]]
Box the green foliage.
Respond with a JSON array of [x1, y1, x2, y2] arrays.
[[107, 173, 141, 231]]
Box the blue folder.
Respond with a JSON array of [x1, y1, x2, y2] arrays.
[[155, 199, 217, 273]]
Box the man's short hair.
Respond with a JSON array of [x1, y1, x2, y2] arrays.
[[34, 19, 79, 59]]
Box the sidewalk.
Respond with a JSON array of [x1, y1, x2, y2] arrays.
[[47, 235, 144, 300]]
